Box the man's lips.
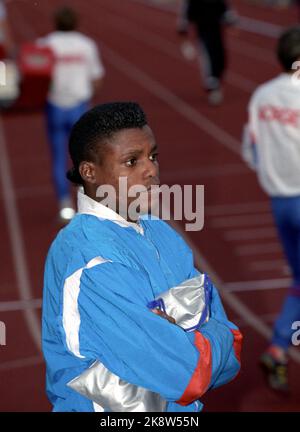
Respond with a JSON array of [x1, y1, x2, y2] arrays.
[[128, 184, 160, 194], [146, 184, 160, 191], [146, 187, 160, 196]]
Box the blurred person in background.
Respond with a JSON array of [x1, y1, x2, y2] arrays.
[[242, 26, 300, 393], [296, 0, 300, 19], [0, 0, 15, 59], [0, 0, 19, 108], [39, 6, 105, 224], [177, 0, 237, 106]]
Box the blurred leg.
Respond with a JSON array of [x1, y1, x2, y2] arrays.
[[271, 197, 300, 350], [46, 102, 70, 202], [64, 101, 89, 179], [67, 101, 89, 127], [198, 26, 226, 91]]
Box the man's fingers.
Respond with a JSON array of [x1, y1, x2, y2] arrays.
[[151, 308, 176, 324]]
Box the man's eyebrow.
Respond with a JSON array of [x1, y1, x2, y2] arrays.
[[120, 148, 143, 159], [121, 144, 158, 157]]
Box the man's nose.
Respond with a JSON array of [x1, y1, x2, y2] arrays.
[[143, 158, 159, 178]]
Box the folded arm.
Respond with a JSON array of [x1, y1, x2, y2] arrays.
[[61, 258, 241, 406]]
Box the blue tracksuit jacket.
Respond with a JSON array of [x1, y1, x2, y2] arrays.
[[42, 208, 242, 412]]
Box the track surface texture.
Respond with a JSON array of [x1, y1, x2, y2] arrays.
[[0, 0, 299, 412]]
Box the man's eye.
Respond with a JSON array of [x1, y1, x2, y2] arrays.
[[150, 153, 158, 162], [125, 158, 137, 167]]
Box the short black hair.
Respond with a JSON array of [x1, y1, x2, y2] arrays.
[[54, 6, 78, 32], [67, 102, 148, 185], [277, 26, 300, 71]]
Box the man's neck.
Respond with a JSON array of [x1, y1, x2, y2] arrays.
[[83, 188, 139, 224]]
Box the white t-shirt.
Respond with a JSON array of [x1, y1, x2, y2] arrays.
[[242, 73, 300, 197], [39, 31, 105, 108]]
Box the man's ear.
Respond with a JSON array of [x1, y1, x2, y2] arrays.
[[79, 161, 97, 184]]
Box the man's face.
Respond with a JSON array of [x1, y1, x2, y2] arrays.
[[91, 125, 160, 220]]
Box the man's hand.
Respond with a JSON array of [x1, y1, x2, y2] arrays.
[[151, 308, 176, 324]]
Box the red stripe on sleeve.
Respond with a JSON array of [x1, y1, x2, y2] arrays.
[[231, 329, 243, 364], [176, 331, 212, 406]]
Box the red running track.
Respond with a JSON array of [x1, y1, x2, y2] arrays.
[[0, 0, 299, 411]]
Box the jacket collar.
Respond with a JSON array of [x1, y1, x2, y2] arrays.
[[77, 188, 144, 235]]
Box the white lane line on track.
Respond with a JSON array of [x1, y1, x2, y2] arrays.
[[234, 313, 278, 329], [249, 260, 287, 272], [211, 213, 273, 228], [235, 242, 282, 256], [0, 118, 41, 352], [0, 184, 53, 201], [224, 227, 277, 241], [228, 40, 275, 65], [0, 299, 42, 312], [238, 16, 282, 38], [0, 356, 43, 372], [129, 0, 284, 38], [223, 277, 290, 292], [162, 163, 249, 182], [205, 201, 270, 216]]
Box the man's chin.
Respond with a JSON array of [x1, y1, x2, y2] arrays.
[[127, 193, 160, 220]]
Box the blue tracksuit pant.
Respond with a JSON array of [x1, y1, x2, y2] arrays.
[[271, 196, 300, 350], [46, 101, 88, 201]]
